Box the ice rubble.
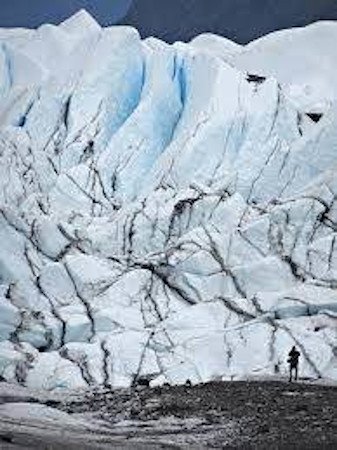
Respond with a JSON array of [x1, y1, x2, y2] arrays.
[[0, 10, 337, 390]]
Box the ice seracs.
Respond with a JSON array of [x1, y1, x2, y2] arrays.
[[0, 11, 337, 390]]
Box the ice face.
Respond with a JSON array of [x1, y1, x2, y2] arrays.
[[0, 11, 337, 391]]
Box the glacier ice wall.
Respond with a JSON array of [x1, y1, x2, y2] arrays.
[[0, 10, 337, 390]]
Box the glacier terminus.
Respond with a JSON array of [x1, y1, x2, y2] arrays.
[[0, 10, 337, 391]]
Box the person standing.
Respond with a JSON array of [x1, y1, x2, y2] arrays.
[[287, 346, 300, 382]]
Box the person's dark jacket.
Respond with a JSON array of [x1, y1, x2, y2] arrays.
[[288, 348, 300, 367]]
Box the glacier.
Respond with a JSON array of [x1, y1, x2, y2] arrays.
[[0, 9, 337, 390]]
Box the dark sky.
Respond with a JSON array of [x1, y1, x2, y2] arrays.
[[1, 0, 337, 44], [122, 0, 337, 44], [0, 0, 133, 28]]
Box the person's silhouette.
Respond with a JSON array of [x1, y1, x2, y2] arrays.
[[287, 346, 300, 382]]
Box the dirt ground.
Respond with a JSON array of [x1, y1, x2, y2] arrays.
[[1, 379, 337, 449]]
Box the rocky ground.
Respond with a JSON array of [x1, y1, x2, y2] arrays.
[[0, 379, 336, 449]]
